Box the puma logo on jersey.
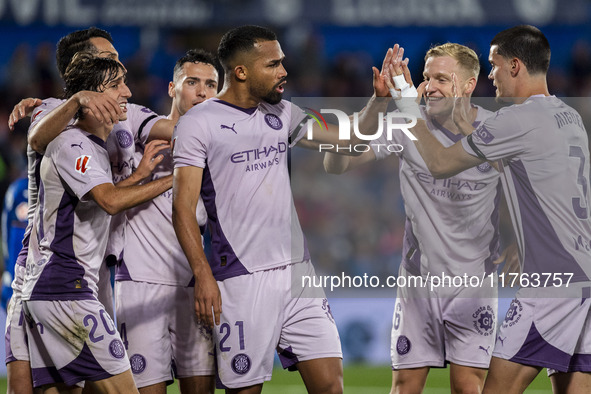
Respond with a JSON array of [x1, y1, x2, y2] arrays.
[[221, 123, 237, 134], [479, 345, 490, 355], [71, 142, 83, 149], [75, 155, 91, 174]]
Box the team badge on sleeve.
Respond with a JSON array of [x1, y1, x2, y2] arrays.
[[75, 155, 92, 174]]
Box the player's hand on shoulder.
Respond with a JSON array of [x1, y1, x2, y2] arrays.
[[74, 90, 122, 126], [8, 97, 43, 130]]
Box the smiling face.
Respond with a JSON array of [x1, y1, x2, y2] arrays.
[[423, 55, 473, 117], [246, 40, 287, 105], [99, 68, 132, 121], [169, 61, 218, 115]]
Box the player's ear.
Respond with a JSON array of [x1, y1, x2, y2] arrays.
[[510, 58, 520, 77], [168, 81, 175, 99], [464, 76, 477, 95], [234, 64, 247, 82]]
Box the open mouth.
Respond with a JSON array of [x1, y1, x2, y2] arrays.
[[119, 102, 128, 112], [276, 80, 286, 93]]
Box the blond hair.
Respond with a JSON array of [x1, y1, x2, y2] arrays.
[[425, 43, 480, 79]]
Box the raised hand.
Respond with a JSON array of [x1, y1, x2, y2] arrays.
[[450, 73, 473, 136], [373, 47, 394, 98], [388, 44, 414, 98]]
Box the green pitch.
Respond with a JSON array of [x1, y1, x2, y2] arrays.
[[259, 365, 553, 393], [0, 365, 552, 392]]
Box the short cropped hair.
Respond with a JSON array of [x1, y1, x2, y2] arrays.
[[56, 27, 113, 79], [491, 25, 550, 75], [425, 43, 480, 79], [173, 49, 218, 82], [217, 25, 277, 72]]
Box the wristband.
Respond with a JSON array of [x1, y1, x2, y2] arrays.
[[395, 98, 422, 120], [392, 74, 418, 98], [392, 74, 409, 90], [400, 85, 418, 98], [389, 88, 401, 99]]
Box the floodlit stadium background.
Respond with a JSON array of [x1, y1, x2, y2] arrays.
[[0, 0, 589, 387]]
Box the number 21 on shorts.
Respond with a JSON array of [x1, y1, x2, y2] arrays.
[[219, 320, 245, 352]]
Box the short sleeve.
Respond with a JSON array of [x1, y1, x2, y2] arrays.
[[29, 98, 66, 131], [51, 134, 113, 200], [287, 101, 310, 147], [125, 103, 166, 145], [172, 113, 209, 169], [461, 107, 528, 161]]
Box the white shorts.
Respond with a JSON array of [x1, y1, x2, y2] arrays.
[[215, 260, 342, 389], [391, 266, 497, 370], [115, 281, 214, 388], [24, 299, 130, 388], [5, 293, 29, 363], [493, 285, 591, 373]]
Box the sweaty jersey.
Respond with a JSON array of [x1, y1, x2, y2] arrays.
[[461, 96, 591, 284], [22, 127, 113, 301], [173, 99, 309, 280], [373, 106, 501, 277]]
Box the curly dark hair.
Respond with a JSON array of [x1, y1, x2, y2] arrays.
[[63, 52, 125, 119]]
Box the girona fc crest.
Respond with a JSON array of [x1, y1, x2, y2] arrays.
[[75, 155, 91, 174]]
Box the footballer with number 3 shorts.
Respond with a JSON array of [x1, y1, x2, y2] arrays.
[[397, 25, 591, 394]]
